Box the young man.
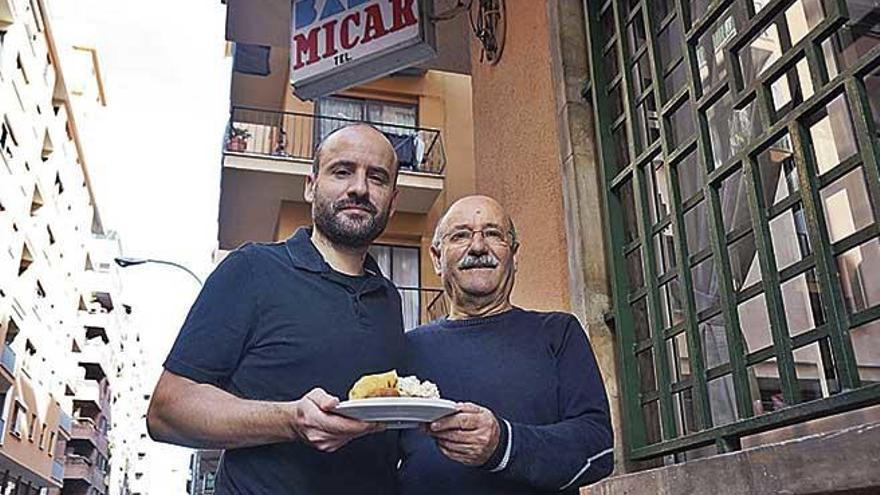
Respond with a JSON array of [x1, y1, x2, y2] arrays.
[[399, 195, 614, 495], [147, 124, 404, 494]]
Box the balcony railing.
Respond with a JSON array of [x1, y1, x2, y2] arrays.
[[0, 345, 16, 375], [397, 287, 447, 330], [52, 459, 65, 482], [224, 106, 446, 176], [59, 410, 73, 435]]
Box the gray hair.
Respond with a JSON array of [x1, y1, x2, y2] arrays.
[[431, 215, 519, 249]]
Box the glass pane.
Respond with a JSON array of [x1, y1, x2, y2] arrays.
[[821, 1, 880, 74], [851, 319, 880, 386], [664, 60, 688, 102], [654, 226, 677, 276], [741, 24, 782, 86], [638, 348, 658, 393], [643, 400, 663, 444], [757, 134, 799, 207], [392, 246, 419, 287], [634, 297, 651, 342], [627, 12, 648, 57], [618, 178, 639, 243], [696, 6, 742, 91], [836, 238, 880, 314], [368, 245, 391, 276], [738, 293, 774, 353], [769, 204, 811, 270], [633, 52, 653, 99], [706, 94, 760, 169], [781, 270, 825, 336], [701, 313, 730, 368], [627, 247, 645, 293], [692, 256, 721, 314], [719, 168, 751, 234], [657, 16, 683, 69], [677, 151, 704, 202], [647, 158, 671, 223], [604, 45, 619, 80], [613, 124, 631, 173], [635, 94, 661, 154], [807, 94, 859, 175], [660, 278, 685, 329], [668, 100, 695, 150], [317, 97, 363, 140], [610, 83, 625, 121], [684, 201, 710, 255], [708, 374, 738, 426], [652, 0, 674, 24], [786, 0, 824, 45], [819, 167, 875, 243], [748, 356, 784, 415], [769, 58, 815, 116], [667, 331, 691, 382], [729, 232, 762, 292], [672, 388, 697, 436], [793, 339, 840, 402], [367, 101, 416, 127], [865, 65, 880, 133]]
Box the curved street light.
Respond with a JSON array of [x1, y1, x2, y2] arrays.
[[114, 256, 204, 286]]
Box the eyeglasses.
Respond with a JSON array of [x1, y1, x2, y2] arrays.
[[443, 227, 513, 247]]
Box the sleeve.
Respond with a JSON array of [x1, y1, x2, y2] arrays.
[[163, 247, 259, 387], [481, 315, 614, 490]]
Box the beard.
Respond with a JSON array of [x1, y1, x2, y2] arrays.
[[313, 194, 390, 249]]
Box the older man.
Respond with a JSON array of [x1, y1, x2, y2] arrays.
[[399, 195, 613, 495], [148, 124, 404, 494]]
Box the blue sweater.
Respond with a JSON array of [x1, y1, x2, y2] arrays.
[[399, 308, 613, 495]]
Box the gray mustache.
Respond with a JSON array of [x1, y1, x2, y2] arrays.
[[458, 254, 500, 269]]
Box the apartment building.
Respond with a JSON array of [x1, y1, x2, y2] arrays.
[[1, 1, 141, 494]]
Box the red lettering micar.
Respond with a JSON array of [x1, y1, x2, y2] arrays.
[[292, 0, 420, 70]]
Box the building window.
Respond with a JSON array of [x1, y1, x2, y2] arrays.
[[368, 244, 423, 330], [587, 0, 880, 464], [10, 402, 26, 438], [316, 95, 417, 140]]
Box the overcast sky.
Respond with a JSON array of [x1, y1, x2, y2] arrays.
[[53, 0, 232, 491]]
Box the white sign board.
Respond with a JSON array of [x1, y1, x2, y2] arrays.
[[291, 0, 437, 100]]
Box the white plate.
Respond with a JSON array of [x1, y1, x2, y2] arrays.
[[334, 398, 458, 429]]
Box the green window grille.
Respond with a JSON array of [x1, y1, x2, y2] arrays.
[[583, 0, 880, 462]]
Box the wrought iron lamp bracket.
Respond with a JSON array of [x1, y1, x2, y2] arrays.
[[430, 0, 506, 65]]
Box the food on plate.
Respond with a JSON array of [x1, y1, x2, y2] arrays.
[[348, 370, 440, 400]]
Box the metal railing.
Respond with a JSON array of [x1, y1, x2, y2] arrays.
[[0, 345, 16, 374], [396, 287, 447, 330], [224, 106, 447, 176]]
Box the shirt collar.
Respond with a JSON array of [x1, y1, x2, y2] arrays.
[[284, 227, 384, 277]]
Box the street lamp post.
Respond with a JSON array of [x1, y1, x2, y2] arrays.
[[114, 257, 204, 286]]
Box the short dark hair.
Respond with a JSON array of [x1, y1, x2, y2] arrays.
[[312, 123, 398, 180]]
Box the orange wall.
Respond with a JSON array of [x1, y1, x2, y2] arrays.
[[469, 2, 572, 312], [1, 375, 64, 486]]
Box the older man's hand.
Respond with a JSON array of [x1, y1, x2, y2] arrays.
[[427, 402, 500, 466], [292, 388, 384, 452]]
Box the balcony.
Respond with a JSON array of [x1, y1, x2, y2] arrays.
[[74, 380, 103, 410], [72, 417, 109, 455], [219, 107, 446, 250], [52, 459, 64, 483], [64, 455, 107, 492], [59, 410, 73, 436], [0, 344, 16, 376]]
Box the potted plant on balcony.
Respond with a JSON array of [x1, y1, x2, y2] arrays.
[[227, 126, 251, 152]]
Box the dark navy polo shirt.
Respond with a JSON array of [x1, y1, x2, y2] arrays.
[[164, 228, 405, 495]]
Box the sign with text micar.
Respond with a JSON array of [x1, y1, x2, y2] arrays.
[[291, 0, 437, 100]]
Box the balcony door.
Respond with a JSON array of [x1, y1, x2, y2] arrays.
[[368, 244, 420, 330]]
